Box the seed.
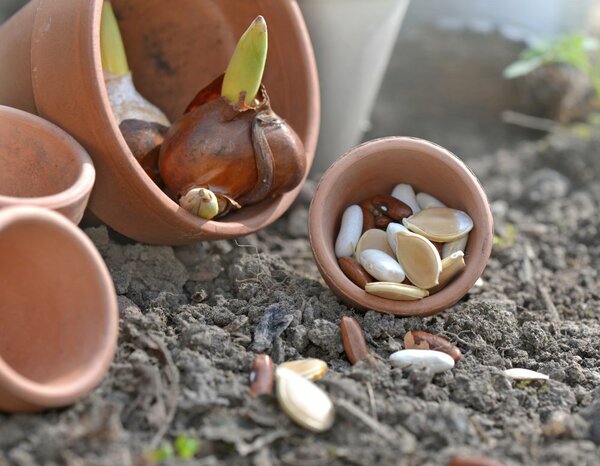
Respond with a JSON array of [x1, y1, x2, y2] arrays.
[[389, 349, 455, 373], [391, 183, 420, 214], [430, 251, 466, 293], [404, 331, 462, 361], [395, 230, 442, 289], [276, 367, 335, 432], [249, 354, 274, 398], [416, 192, 446, 210], [365, 282, 428, 300], [386, 222, 408, 252], [338, 257, 373, 289], [360, 203, 376, 232], [360, 199, 391, 230], [504, 368, 549, 381], [340, 316, 369, 364], [355, 229, 395, 260], [374, 215, 392, 229], [359, 250, 405, 283], [403, 207, 474, 242], [370, 195, 413, 221], [449, 455, 504, 466], [335, 205, 363, 258], [279, 359, 328, 381], [442, 234, 469, 258]]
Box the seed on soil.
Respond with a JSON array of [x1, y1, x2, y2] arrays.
[[395, 230, 442, 289], [335, 205, 363, 258], [365, 282, 428, 300], [355, 228, 395, 259], [403, 207, 474, 242], [279, 358, 328, 381], [391, 183, 421, 213], [430, 251, 466, 292], [276, 367, 335, 433], [404, 331, 462, 361], [449, 455, 505, 466], [340, 316, 369, 364], [249, 354, 274, 398], [416, 192, 446, 209], [369, 195, 413, 221], [338, 257, 373, 289], [504, 368, 549, 381], [359, 249, 406, 283], [386, 222, 408, 252], [389, 349, 455, 373], [443, 234, 469, 259]]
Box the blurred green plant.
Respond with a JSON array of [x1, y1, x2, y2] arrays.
[[149, 435, 201, 463], [504, 34, 600, 95]]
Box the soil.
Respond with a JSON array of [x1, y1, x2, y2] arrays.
[[1, 130, 599, 466]]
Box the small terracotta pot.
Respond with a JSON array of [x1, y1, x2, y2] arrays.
[[0, 106, 95, 224], [309, 137, 494, 317], [0, 206, 118, 412], [0, 0, 319, 244]]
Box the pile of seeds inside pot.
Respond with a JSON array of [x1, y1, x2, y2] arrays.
[[335, 183, 474, 300]]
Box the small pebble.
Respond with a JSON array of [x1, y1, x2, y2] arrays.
[[389, 349, 455, 373], [504, 368, 549, 381], [340, 316, 369, 364], [279, 359, 328, 381]]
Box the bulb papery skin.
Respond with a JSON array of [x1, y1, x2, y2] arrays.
[[159, 76, 306, 209], [105, 72, 170, 126]]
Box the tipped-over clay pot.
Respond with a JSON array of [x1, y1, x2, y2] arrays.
[[0, 0, 319, 244], [0, 206, 118, 412], [0, 106, 95, 224], [309, 137, 494, 317]]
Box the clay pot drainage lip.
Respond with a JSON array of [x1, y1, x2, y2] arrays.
[[0, 106, 95, 224], [308, 137, 494, 317], [0, 206, 118, 412]]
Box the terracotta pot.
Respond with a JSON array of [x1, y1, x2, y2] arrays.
[[309, 137, 494, 317], [0, 206, 118, 412], [0, 105, 95, 224], [0, 0, 319, 245]]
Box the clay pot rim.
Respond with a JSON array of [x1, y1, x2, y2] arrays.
[[47, 0, 319, 239], [308, 136, 494, 317], [0, 206, 118, 407], [0, 105, 96, 213]]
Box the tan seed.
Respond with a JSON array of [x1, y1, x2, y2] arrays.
[[403, 207, 474, 242], [338, 256, 373, 289], [430, 251, 466, 293], [449, 455, 504, 466], [365, 282, 429, 300], [279, 359, 328, 381], [404, 330, 462, 361], [355, 229, 395, 259], [340, 316, 369, 364], [395, 230, 442, 289], [276, 367, 335, 432], [442, 234, 469, 258], [249, 354, 274, 398]]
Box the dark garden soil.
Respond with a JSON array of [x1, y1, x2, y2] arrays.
[[1, 131, 600, 466]]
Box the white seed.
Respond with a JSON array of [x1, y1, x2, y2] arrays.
[[279, 359, 328, 381], [430, 251, 466, 293], [442, 235, 469, 259], [335, 205, 363, 258], [359, 250, 405, 283], [386, 222, 408, 252], [365, 282, 428, 300], [389, 349, 455, 373], [391, 184, 420, 214], [276, 367, 335, 432], [504, 368, 549, 381], [355, 229, 395, 260], [416, 192, 446, 210], [395, 230, 442, 289], [403, 207, 474, 242]]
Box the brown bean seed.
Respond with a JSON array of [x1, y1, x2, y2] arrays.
[[404, 331, 462, 362], [249, 354, 274, 398], [374, 215, 392, 229], [370, 195, 413, 221], [338, 257, 373, 289], [360, 199, 391, 230], [340, 316, 369, 364], [360, 204, 376, 231], [449, 455, 504, 466]]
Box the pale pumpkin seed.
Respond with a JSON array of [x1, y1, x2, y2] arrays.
[[395, 230, 442, 289], [403, 207, 474, 242], [430, 251, 466, 293], [276, 367, 335, 432], [416, 192, 446, 210], [442, 234, 469, 258], [365, 282, 429, 300], [504, 368, 549, 381], [355, 228, 395, 260], [279, 359, 328, 381]]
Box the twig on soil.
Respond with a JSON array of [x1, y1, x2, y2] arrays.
[[502, 110, 558, 132], [336, 399, 399, 443], [366, 382, 378, 422]]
